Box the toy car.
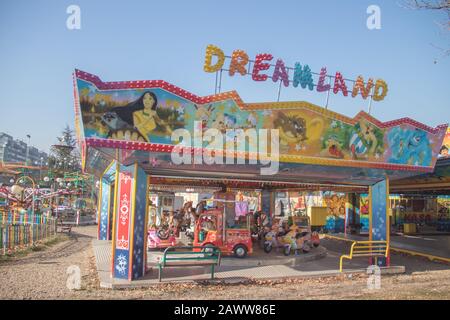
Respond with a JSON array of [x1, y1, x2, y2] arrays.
[[193, 208, 253, 258]]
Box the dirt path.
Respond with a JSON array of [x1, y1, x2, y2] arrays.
[[0, 226, 97, 299], [1, 226, 449, 300]]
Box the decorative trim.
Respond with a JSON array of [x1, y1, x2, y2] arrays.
[[84, 137, 434, 173]]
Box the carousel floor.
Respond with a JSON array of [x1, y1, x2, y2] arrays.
[[92, 239, 405, 289], [147, 244, 328, 267]]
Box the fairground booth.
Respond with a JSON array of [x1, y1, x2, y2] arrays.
[[73, 46, 448, 281]]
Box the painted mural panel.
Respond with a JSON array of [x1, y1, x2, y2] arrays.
[[322, 191, 346, 233], [386, 126, 433, 166], [78, 83, 190, 145], [75, 71, 447, 169], [437, 196, 450, 219], [359, 194, 370, 233], [438, 127, 450, 158]]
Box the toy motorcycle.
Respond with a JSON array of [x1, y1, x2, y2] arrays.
[[311, 231, 320, 247], [184, 223, 195, 240], [263, 230, 277, 253], [278, 230, 314, 256], [147, 224, 177, 249]]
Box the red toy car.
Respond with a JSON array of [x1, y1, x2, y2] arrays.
[[193, 209, 252, 258]]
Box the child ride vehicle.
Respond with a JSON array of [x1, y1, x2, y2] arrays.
[[263, 227, 277, 253], [147, 225, 177, 249], [292, 215, 320, 247], [277, 227, 313, 256], [263, 216, 320, 255], [193, 208, 253, 258]]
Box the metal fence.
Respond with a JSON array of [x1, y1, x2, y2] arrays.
[[0, 218, 57, 255]]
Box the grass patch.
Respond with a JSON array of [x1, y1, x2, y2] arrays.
[[0, 233, 70, 263], [44, 234, 69, 246]]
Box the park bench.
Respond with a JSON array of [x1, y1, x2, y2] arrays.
[[339, 240, 389, 272], [58, 220, 73, 233], [157, 246, 221, 282]]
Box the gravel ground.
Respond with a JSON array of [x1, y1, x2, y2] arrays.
[[0, 226, 449, 300]]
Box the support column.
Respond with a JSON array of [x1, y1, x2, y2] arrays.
[[261, 189, 274, 217], [369, 178, 390, 267], [97, 178, 112, 240], [111, 162, 148, 280], [345, 193, 360, 235], [97, 161, 116, 241]]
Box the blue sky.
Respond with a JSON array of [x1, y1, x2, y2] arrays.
[[0, 0, 449, 152]]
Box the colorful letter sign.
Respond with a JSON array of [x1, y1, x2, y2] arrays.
[[203, 44, 389, 101]]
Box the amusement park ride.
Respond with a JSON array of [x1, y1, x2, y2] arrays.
[[0, 161, 97, 220], [73, 61, 447, 281]]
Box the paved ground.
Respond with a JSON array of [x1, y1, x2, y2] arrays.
[[327, 232, 450, 259], [0, 225, 449, 299]]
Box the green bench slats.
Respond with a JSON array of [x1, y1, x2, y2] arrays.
[[158, 246, 221, 282]]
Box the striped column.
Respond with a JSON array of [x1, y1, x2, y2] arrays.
[[98, 161, 116, 241], [111, 162, 148, 280]]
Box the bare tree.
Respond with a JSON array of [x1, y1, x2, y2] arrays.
[[402, 0, 450, 61]]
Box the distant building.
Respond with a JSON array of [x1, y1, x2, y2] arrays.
[[0, 132, 48, 165]]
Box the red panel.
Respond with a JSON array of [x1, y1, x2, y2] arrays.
[[116, 171, 133, 250]]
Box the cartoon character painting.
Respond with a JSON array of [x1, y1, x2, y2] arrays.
[[387, 127, 432, 166], [322, 134, 345, 158], [438, 128, 450, 158], [440, 145, 449, 158], [348, 119, 384, 160], [245, 112, 258, 129], [273, 112, 307, 152], [320, 121, 351, 159], [194, 104, 213, 133], [323, 192, 346, 217], [224, 113, 237, 128], [101, 110, 146, 142], [101, 91, 173, 142], [210, 112, 227, 133]]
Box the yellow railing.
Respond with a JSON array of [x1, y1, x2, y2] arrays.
[[339, 240, 389, 272]]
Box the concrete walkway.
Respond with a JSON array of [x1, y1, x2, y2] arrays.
[[92, 240, 404, 289], [325, 233, 450, 262]]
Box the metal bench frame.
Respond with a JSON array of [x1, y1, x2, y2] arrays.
[[58, 220, 73, 233], [158, 246, 221, 282], [339, 240, 389, 272]]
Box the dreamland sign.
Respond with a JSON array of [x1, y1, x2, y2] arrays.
[[203, 44, 388, 101]]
